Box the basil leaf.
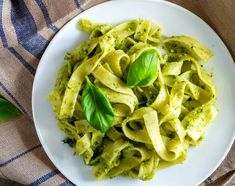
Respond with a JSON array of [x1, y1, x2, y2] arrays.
[[81, 77, 114, 133], [127, 49, 158, 88], [0, 97, 21, 122]]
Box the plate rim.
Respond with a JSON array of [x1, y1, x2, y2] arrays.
[[32, 0, 235, 185]]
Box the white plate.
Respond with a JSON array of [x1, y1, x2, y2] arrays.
[[32, 0, 235, 185]]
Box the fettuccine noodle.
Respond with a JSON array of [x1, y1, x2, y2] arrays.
[[48, 19, 217, 180]]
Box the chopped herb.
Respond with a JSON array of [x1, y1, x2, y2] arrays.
[[62, 138, 76, 148]]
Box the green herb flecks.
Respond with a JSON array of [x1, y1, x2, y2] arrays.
[[62, 138, 76, 148]]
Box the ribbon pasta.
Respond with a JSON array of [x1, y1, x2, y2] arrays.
[[48, 19, 217, 180]]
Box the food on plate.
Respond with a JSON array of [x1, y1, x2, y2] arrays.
[[48, 19, 217, 180]]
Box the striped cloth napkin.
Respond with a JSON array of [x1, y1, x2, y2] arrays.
[[0, 0, 234, 185]]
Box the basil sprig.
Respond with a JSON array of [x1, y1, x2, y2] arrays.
[[127, 49, 158, 88], [0, 97, 21, 122], [81, 77, 114, 133]]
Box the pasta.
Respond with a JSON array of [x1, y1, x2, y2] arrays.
[[48, 19, 217, 181]]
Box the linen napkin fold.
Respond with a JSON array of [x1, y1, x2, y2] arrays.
[[0, 0, 234, 185]]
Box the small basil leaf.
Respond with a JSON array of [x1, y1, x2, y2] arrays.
[[81, 77, 114, 133], [0, 97, 21, 122], [127, 49, 158, 88]]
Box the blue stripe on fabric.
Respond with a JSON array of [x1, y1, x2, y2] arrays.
[[0, 0, 8, 47], [20, 34, 48, 59], [59, 180, 75, 186], [29, 169, 60, 186], [0, 144, 41, 167], [10, 0, 49, 59], [8, 48, 36, 75], [34, 0, 59, 32], [0, 82, 27, 114], [74, 0, 85, 11]]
